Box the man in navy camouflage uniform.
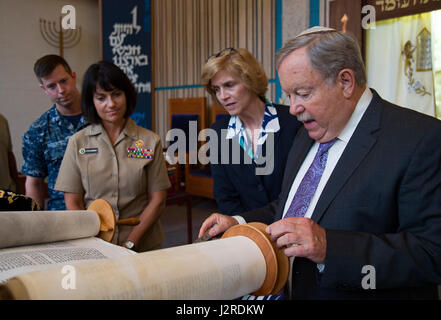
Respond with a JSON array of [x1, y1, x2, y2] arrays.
[[22, 55, 86, 210]]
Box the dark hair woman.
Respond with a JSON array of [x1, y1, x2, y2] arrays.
[[55, 61, 171, 252]]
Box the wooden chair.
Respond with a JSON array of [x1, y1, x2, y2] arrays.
[[168, 97, 207, 146], [165, 162, 193, 243], [184, 153, 214, 199], [168, 97, 214, 200], [210, 103, 230, 124]]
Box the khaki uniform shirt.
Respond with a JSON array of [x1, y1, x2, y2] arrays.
[[0, 114, 14, 191], [55, 118, 171, 251]]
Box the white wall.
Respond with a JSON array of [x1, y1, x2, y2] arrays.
[[0, 0, 100, 170], [282, 0, 309, 44]]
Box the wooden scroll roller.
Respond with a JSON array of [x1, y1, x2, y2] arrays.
[[88, 199, 140, 242], [222, 222, 289, 296]]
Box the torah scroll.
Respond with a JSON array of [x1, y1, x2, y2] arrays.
[[0, 199, 123, 249], [0, 205, 288, 300], [0, 210, 100, 249]]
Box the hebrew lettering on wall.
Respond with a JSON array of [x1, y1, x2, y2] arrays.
[[365, 0, 441, 21], [102, 0, 152, 129]]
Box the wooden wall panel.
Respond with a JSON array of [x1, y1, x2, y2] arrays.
[[153, 0, 277, 143]]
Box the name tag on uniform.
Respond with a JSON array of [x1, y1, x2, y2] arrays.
[[127, 148, 154, 159], [79, 148, 98, 155]]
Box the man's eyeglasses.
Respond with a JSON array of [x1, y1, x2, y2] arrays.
[[206, 47, 238, 62]]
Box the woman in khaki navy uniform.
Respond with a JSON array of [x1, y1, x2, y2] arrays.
[[55, 61, 170, 252]]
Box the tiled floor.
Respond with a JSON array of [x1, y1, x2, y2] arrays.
[[161, 196, 218, 249]]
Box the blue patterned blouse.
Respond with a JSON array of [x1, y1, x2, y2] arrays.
[[225, 100, 280, 160]]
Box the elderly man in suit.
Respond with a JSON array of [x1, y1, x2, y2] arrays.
[[199, 27, 441, 299]]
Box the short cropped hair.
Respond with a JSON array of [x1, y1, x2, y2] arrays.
[[201, 48, 268, 105], [34, 54, 73, 83], [81, 61, 137, 124], [276, 28, 367, 87]]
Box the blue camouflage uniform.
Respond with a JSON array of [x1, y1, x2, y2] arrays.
[[21, 105, 86, 210]]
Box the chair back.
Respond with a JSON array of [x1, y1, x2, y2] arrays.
[[168, 98, 214, 199], [168, 97, 207, 152], [210, 103, 229, 124]]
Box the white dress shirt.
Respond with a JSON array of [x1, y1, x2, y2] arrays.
[[234, 87, 372, 225], [281, 87, 373, 219], [233, 87, 373, 297]]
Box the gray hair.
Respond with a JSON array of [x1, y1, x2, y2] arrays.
[[276, 28, 366, 87]]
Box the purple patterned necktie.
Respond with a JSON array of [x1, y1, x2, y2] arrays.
[[285, 138, 337, 218]]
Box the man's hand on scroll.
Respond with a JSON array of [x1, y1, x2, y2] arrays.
[[198, 213, 238, 240], [266, 217, 327, 264]]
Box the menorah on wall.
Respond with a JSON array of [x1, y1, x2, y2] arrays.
[[39, 17, 81, 57]]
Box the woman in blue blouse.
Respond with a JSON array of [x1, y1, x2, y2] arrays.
[[201, 48, 301, 215]]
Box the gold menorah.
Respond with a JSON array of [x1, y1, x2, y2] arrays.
[[39, 17, 81, 57]]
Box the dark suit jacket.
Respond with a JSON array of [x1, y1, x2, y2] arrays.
[[210, 104, 302, 215], [242, 90, 441, 299]]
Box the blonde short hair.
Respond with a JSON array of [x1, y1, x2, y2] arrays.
[[201, 48, 268, 105]]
